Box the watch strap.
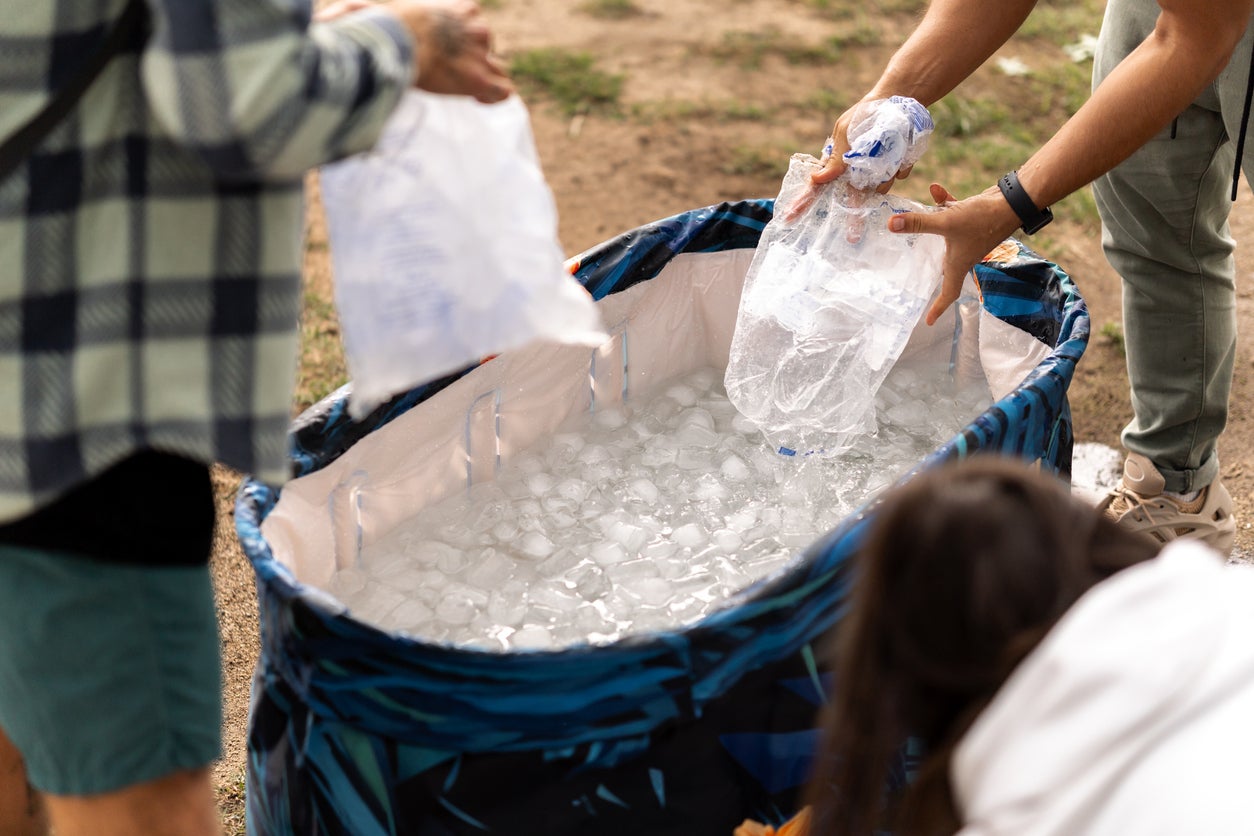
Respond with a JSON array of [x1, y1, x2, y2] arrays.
[[998, 170, 1053, 235]]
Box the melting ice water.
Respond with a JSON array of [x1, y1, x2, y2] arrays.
[[327, 359, 992, 650]]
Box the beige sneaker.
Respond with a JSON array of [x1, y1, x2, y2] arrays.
[[1098, 452, 1236, 556]]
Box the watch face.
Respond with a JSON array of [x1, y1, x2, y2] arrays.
[[1023, 207, 1054, 235]]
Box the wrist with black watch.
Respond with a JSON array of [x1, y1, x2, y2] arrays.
[[998, 170, 1053, 235]]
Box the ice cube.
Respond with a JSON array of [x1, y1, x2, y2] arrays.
[[709, 556, 750, 589], [581, 444, 611, 464], [415, 569, 449, 591], [606, 558, 660, 584], [668, 594, 712, 624], [526, 472, 556, 496], [409, 540, 460, 566], [670, 571, 720, 601], [544, 437, 581, 469], [645, 395, 682, 423], [712, 528, 743, 553], [886, 400, 929, 431], [435, 586, 487, 626], [388, 599, 435, 632], [464, 549, 516, 589], [465, 492, 508, 533], [436, 548, 468, 575], [743, 552, 793, 578], [550, 432, 586, 453], [621, 577, 673, 607], [536, 548, 582, 577], [540, 494, 577, 515], [747, 447, 783, 478], [700, 398, 737, 428], [491, 519, 520, 542], [674, 423, 719, 449], [640, 442, 678, 468], [651, 554, 689, 580], [554, 477, 590, 504], [642, 539, 679, 560], [528, 584, 582, 614], [731, 412, 761, 437], [582, 460, 619, 483], [564, 562, 609, 599], [352, 583, 406, 625], [371, 561, 426, 593], [666, 384, 698, 407], [719, 454, 751, 482], [724, 507, 758, 533], [517, 531, 556, 559], [626, 478, 660, 505], [693, 474, 730, 502], [590, 540, 629, 567], [672, 523, 708, 548], [594, 407, 628, 430], [570, 604, 617, 640], [607, 520, 648, 553], [511, 625, 554, 650], [677, 406, 714, 431], [687, 368, 715, 391], [676, 447, 713, 471], [511, 452, 546, 475], [486, 585, 527, 625]]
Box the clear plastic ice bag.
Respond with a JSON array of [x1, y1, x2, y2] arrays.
[[842, 95, 934, 190], [321, 92, 607, 419], [724, 153, 945, 456]]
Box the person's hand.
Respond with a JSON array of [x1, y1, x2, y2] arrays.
[[813, 100, 916, 191], [887, 182, 1021, 325], [389, 0, 514, 104], [782, 100, 913, 223]]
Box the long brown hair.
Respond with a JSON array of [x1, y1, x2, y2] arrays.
[[803, 455, 1160, 835]]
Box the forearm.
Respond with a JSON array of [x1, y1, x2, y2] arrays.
[[866, 0, 1037, 106], [1017, 0, 1252, 208], [141, 2, 414, 180]]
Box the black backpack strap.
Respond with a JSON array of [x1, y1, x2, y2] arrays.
[[0, 0, 148, 182]]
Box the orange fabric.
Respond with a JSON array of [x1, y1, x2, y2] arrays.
[[733, 806, 811, 836]]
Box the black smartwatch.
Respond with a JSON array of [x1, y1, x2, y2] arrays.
[[998, 170, 1053, 235]]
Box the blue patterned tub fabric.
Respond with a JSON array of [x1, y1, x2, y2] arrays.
[[236, 200, 1089, 835]]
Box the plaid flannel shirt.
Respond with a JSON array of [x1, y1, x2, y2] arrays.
[[0, 0, 413, 522]]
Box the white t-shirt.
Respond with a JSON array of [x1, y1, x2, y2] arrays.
[[952, 541, 1254, 835]]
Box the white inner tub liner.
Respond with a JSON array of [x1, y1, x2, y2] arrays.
[[262, 248, 1048, 597]]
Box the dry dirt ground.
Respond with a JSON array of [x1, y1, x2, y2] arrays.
[[210, 0, 1254, 822]]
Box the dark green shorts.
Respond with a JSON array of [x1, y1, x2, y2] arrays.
[[0, 545, 222, 795]]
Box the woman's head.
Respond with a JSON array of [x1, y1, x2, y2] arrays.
[[806, 455, 1160, 835]]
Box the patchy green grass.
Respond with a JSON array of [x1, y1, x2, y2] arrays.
[[295, 283, 348, 413], [579, 0, 644, 18], [511, 48, 624, 115], [1053, 184, 1099, 225], [1100, 320, 1126, 353], [707, 28, 848, 69], [1017, 0, 1105, 45], [805, 0, 925, 20], [805, 87, 852, 118], [720, 144, 792, 178], [926, 106, 1037, 198], [825, 18, 882, 50], [630, 98, 769, 123]]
